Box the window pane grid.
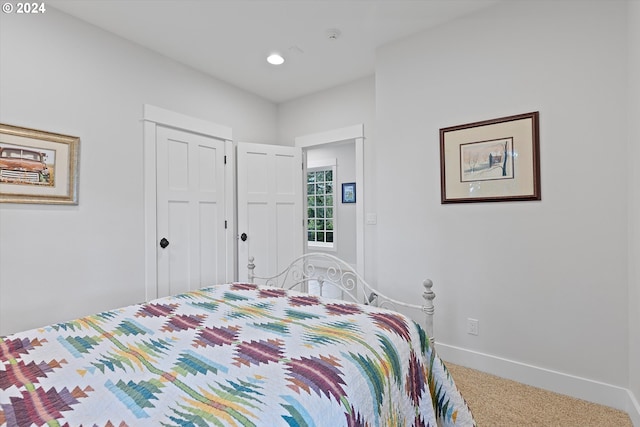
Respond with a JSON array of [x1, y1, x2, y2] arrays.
[[307, 168, 334, 245]]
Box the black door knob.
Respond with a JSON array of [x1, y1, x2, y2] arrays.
[[159, 237, 170, 248], [240, 233, 247, 241]]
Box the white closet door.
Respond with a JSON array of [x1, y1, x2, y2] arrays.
[[236, 142, 303, 281], [156, 126, 227, 297]]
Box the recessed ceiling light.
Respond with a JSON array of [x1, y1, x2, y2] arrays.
[[267, 53, 284, 65]]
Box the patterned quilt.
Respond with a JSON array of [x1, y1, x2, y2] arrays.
[[0, 283, 475, 427]]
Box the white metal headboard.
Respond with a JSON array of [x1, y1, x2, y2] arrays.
[[247, 252, 435, 346]]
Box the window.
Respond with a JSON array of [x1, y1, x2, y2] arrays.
[[307, 167, 335, 248]]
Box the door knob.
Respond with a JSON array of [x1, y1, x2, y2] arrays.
[[240, 233, 247, 242], [159, 237, 170, 248]]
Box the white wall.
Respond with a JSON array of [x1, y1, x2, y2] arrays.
[[277, 4, 636, 411], [628, 0, 640, 420], [277, 76, 375, 147], [0, 8, 277, 335], [374, 0, 630, 404]]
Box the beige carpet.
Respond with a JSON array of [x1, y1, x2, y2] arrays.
[[445, 362, 633, 427]]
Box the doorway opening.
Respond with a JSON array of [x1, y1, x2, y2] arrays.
[[295, 124, 365, 277]]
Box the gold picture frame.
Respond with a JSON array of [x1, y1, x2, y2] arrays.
[[440, 112, 540, 204], [0, 123, 80, 204]]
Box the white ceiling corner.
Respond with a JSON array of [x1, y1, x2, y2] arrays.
[[48, 0, 502, 103]]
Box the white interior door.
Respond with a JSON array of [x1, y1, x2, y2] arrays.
[[156, 126, 227, 297], [237, 142, 303, 281]]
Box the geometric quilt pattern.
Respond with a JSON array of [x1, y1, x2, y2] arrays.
[[0, 283, 475, 426]]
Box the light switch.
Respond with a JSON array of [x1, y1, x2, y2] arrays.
[[366, 213, 377, 225]]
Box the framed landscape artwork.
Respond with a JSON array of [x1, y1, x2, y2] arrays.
[[0, 123, 80, 204], [440, 111, 540, 204]]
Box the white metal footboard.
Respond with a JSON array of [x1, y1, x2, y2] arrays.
[[247, 253, 436, 346]]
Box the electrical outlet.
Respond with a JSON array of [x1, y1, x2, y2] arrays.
[[467, 318, 479, 336]]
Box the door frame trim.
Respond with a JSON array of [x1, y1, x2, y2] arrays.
[[295, 124, 365, 277], [142, 104, 234, 300]]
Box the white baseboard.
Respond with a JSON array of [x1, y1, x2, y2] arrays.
[[629, 390, 640, 427], [436, 342, 640, 426]]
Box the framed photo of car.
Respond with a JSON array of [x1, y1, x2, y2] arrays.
[[0, 123, 80, 204]]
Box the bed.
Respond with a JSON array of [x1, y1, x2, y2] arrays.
[[0, 253, 475, 426]]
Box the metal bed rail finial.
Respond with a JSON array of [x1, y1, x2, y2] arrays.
[[317, 275, 324, 295], [248, 256, 255, 283], [422, 279, 435, 347]]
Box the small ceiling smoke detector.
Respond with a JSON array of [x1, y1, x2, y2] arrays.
[[326, 28, 341, 41], [267, 53, 285, 65]]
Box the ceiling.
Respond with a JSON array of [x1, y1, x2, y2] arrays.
[[48, 0, 502, 103]]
